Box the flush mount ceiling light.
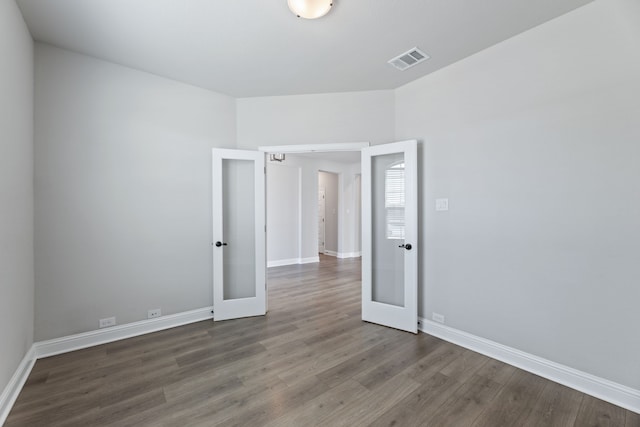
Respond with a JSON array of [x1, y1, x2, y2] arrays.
[[269, 153, 286, 162], [288, 0, 333, 19]]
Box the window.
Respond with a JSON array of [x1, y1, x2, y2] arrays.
[[385, 162, 405, 239]]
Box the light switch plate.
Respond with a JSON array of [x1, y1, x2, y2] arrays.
[[435, 198, 449, 211]]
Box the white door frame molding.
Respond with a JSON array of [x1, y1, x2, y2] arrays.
[[258, 142, 370, 154]]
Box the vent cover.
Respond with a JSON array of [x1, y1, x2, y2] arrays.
[[388, 47, 430, 71]]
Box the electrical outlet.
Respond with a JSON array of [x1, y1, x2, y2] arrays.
[[99, 317, 116, 328], [432, 312, 445, 324], [148, 308, 162, 319]]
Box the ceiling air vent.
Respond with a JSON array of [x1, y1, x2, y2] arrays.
[[388, 47, 430, 71]]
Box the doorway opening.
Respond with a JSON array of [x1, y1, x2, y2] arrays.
[[213, 140, 417, 333], [318, 171, 338, 257], [262, 143, 365, 270]]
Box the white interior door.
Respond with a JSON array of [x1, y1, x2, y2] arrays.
[[212, 149, 266, 321], [361, 140, 418, 333]]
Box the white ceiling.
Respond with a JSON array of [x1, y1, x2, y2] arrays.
[[17, 0, 593, 98]]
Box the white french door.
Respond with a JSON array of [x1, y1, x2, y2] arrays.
[[361, 140, 418, 333], [212, 149, 266, 321]]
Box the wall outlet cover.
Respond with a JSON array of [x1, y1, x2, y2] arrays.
[[148, 308, 162, 319], [432, 312, 445, 324], [99, 317, 116, 328]]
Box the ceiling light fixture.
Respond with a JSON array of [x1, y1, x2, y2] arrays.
[[269, 153, 286, 162], [288, 0, 333, 19]]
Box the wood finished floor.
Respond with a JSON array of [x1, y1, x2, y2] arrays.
[[6, 255, 638, 426]]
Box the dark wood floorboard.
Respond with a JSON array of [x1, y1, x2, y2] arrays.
[[5, 255, 638, 426]]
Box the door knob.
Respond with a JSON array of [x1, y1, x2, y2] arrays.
[[215, 241, 228, 247], [399, 243, 412, 250]]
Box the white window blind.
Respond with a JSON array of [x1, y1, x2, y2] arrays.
[[385, 164, 405, 239]]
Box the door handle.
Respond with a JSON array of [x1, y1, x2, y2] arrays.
[[215, 241, 228, 247], [398, 243, 412, 250]]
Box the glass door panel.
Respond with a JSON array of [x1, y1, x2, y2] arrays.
[[222, 159, 257, 300], [371, 152, 405, 307]]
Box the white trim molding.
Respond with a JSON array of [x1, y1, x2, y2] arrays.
[[0, 346, 36, 426], [267, 258, 302, 268], [323, 251, 361, 259], [36, 307, 213, 358], [258, 142, 370, 154], [267, 256, 320, 268], [419, 318, 640, 414], [337, 251, 361, 259]]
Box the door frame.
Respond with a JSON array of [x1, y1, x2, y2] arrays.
[[318, 170, 342, 257], [258, 142, 370, 155]]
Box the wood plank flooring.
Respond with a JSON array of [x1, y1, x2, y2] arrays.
[[6, 255, 637, 426]]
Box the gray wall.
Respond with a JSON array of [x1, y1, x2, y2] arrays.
[[318, 171, 339, 254], [236, 90, 395, 148], [34, 44, 236, 340], [0, 0, 34, 392], [266, 163, 300, 263], [395, 0, 640, 389]]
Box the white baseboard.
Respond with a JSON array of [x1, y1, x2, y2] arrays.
[[0, 345, 36, 426], [35, 306, 214, 358], [337, 251, 361, 259], [419, 318, 640, 414], [267, 258, 300, 268], [323, 251, 361, 259], [267, 257, 320, 268]]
